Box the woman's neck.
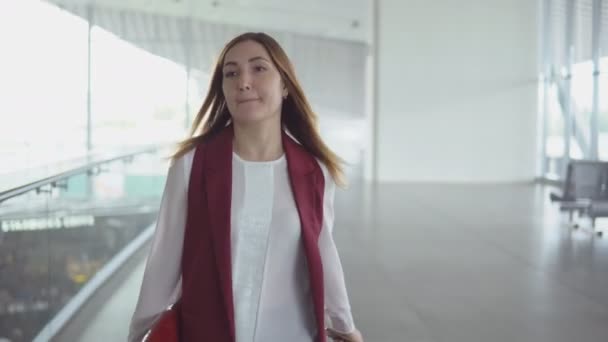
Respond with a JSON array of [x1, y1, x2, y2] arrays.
[[233, 120, 284, 162]]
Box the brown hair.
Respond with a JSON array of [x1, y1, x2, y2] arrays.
[[171, 32, 346, 187]]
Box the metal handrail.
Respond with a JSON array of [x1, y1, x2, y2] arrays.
[[0, 145, 165, 204]]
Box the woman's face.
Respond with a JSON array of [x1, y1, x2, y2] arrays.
[[222, 40, 287, 125]]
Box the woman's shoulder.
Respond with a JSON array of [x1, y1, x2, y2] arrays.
[[171, 147, 195, 167], [169, 148, 196, 181], [169, 131, 221, 169]]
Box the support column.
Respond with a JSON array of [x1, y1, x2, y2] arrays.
[[562, 0, 575, 177], [539, 0, 553, 177], [86, 4, 93, 152], [590, 0, 602, 160], [184, 17, 192, 129]]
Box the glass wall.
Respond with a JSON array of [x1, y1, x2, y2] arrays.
[[0, 2, 88, 172], [540, 0, 607, 180], [0, 2, 198, 340], [0, 0, 197, 173], [0, 150, 168, 342], [90, 27, 197, 149]]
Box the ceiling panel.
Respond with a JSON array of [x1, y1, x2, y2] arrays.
[[46, 0, 371, 43]]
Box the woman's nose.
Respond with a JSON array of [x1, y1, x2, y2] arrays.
[[238, 74, 251, 91]]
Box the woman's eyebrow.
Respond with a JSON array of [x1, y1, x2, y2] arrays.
[[223, 56, 270, 67], [248, 56, 270, 63]]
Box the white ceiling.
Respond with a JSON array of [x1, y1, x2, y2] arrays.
[[46, 0, 372, 43]]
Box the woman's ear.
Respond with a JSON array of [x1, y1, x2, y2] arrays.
[[281, 81, 289, 99]]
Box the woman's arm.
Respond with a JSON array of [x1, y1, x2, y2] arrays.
[[318, 166, 357, 335], [128, 153, 191, 342]]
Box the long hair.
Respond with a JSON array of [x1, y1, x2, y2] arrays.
[[171, 32, 346, 187]]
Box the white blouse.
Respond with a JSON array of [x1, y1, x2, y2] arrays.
[[128, 149, 355, 342]]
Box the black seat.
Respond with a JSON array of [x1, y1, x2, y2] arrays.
[[550, 160, 608, 228], [588, 163, 608, 231]]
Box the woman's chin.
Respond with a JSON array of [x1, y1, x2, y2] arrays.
[[231, 113, 267, 125], [231, 112, 279, 126]]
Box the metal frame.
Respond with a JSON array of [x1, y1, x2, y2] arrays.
[[87, 4, 94, 152], [369, 0, 379, 183], [183, 15, 193, 129], [562, 0, 575, 178], [590, 0, 602, 160], [540, 0, 552, 177]]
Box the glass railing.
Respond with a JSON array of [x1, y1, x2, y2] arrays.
[[0, 146, 170, 342]]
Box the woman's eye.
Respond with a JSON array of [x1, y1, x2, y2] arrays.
[[254, 66, 266, 72], [224, 71, 237, 78]]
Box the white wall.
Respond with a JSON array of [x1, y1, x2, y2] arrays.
[[373, 0, 539, 183]]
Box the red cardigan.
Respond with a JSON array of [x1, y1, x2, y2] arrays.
[[177, 125, 328, 342]]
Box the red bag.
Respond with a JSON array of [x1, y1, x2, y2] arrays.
[[145, 302, 180, 342]]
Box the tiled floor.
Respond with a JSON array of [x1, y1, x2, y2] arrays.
[[73, 181, 608, 342]]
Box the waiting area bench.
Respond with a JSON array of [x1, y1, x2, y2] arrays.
[[549, 160, 608, 236]]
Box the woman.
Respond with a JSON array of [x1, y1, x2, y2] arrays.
[[129, 32, 363, 342]]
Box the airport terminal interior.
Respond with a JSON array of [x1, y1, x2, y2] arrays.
[[1, 0, 608, 341]]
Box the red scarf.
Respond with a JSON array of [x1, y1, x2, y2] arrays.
[[178, 125, 327, 342]]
